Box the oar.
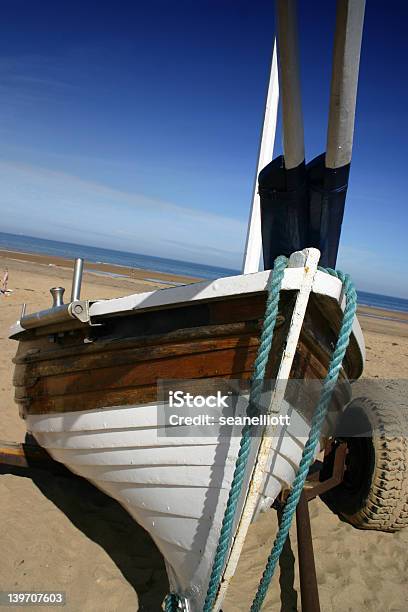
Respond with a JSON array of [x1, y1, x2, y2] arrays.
[[308, 0, 366, 267], [260, 0, 308, 269]]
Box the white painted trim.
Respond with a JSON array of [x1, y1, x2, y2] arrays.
[[242, 39, 279, 274], [86, 252, 365, 366], [89, 267, 337, 317], [213, 248, 320, 610], [9, 322, 24, 337]]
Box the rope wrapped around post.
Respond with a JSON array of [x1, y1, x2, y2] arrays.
[[164, 260, 357, 612], [250, 267, 357, 611]]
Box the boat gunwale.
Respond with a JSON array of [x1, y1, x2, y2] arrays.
[[9, 266, 366, 376]]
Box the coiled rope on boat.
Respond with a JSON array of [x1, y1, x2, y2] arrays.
[[164, 258, 357, 612]]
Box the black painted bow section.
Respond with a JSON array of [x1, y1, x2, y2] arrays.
[[259, 153, 351, 270], [307, 153, 350, 268], [259, 156, 308, 269]]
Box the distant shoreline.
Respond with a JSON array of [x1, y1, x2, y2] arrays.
[[0, 248, 200, 286], [357, 305, 408, 325], [0, 247, 407, 326], [0, 231, 238, 281]]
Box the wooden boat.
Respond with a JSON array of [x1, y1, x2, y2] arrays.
[[10, 248, 365, 610], [9, 2, 369, 609]]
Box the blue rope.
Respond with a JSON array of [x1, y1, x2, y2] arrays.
[[250, 268, 357, 611], [164, 593, 180, 612], [164, 593, 179, 612], [164, 261, 357, 612]]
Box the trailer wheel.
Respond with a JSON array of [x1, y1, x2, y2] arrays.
[[321, 397, 408, 532]]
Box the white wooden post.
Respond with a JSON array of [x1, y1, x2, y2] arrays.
[[276, 0, 305, 169], [326, 0, 366, 169], [214, 248, 321, 611]]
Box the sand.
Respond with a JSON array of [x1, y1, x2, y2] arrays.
[[0, 253, 407, 611]]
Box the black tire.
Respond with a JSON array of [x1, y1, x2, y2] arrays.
[[320, 397, 408, 532]]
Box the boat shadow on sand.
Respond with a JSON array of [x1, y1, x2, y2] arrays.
[[0, 437, 169, 612], [0, 434, 299, 612]]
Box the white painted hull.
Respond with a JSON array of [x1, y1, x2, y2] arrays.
[[27, 399, 322, 611]]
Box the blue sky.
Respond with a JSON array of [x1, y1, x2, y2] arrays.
[[0, 0, 406, 297]]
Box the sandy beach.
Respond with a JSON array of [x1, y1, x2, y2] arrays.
[[0, 252, 407, 612]]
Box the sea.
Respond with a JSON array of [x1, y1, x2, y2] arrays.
[[356, 292, 408, 314], [1, 232, 407, 314], [0, 232, 237, 281]]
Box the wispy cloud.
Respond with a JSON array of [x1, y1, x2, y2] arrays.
[[0, 54, 75, 107], [0, 160, 246, 267]]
